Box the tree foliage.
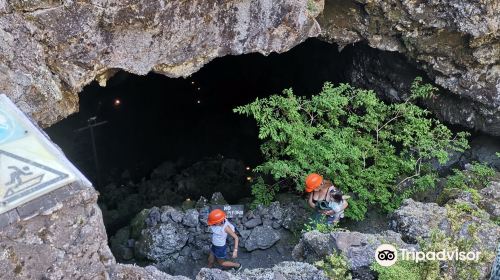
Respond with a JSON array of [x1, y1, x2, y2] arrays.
[[234, 78, 469, 220]]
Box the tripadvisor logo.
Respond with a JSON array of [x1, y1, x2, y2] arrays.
[[375, 244, 482, 267], [375, 244, 397, 267]]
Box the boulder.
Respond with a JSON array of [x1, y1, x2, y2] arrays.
[[389, 199, 451, 243], [182, 209, 199, 228], [110, 226, 134, 261], [170, 209, 185, 223], [135, 223, 189, 261], [196, 261, 328, 280], [291, 230, 336, 262], [130, 209, 149, 240], [110, 264, 190, 280], [243, 216, 262, 229], [268, 202, 284, 220], [244, 226, 281, 251], [480, 181, 500, 219], [292, 230, 416, 277]]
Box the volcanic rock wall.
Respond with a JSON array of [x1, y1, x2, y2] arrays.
[[1, 0, 499, 135], [0, 0, 322, 127], [318, 0, 500, 135]]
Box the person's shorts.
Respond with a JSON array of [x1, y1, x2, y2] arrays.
[[211, 244, 227, 259]]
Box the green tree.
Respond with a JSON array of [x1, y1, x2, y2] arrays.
[[235, 78, 469, 220]]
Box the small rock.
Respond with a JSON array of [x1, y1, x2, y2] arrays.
[[210, 192, 228, 205], [272, 221, 281, 229], [243, 216, 262, 229], [145, 207, 161, 227], [180, 246, 192, 257], [480, 181, 500, 219], [183, 209, 199, 228], [196, 196, 208, 209], [170, 209, 184, 223]]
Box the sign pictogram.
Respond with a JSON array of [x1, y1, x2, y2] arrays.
[[0, 150, 69, 205]]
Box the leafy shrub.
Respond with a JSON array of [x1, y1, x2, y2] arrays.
[[250, 176, 279, 207], [302, 216, 343, 233], [315, 252, 352, 280], [440, 162, 496, 204], [371, 260, 422, 280], [445, 162, 495, 190], [234, 78, 469, 220]]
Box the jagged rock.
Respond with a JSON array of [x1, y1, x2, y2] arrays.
[[196, 268, 239, 280], [110, 264, 190, 280], [0, 183, 115, 279], [196, 196, 209, 209], [146, 207, 161, 227], [450, 199, 500, 253], [180, 246, 192, 257], [130, 209, 149, 240], [291, 230, 335, 262], [280, 202, 309, 231], [272, 221, 281, 229], [183, 209, 200, 228], [135, 223, 189, 261], [1, 0, 321, 127], [243, 216, 262, 229], [110, 226, 134, 261], [480, 181, 500, 219], [318, 0, 500, 136], [211, 192, 228, 205], [386, 196, 500, 279], [292, 230, 416, 277], [170, 209, 185, 224], [332, 231, 415, 271], [160, 206, 175, 223], [196, 261, 329, 280], [268, 202, 284, 220], [244, 225, 281, 251], [389, 199, 451, 243]]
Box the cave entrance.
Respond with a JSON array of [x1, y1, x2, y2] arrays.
[[45, 38, 350, 234]]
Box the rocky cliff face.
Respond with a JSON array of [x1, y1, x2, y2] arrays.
[[318, 0, 500, 135], [0, 0, 321, 127], [1, 0, 498, 135]]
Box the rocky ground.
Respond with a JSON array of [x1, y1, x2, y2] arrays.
[[96, 146, 500, 279], [108, 174, 500, 279], [110, 192, 310, 278]]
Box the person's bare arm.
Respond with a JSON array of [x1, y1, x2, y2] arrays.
[[341, 200, 348, 211], [308, 192, 316, 209], [225, 226, 239, 258]]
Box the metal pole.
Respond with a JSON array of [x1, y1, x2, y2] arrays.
[[88, 118, 102, 188]]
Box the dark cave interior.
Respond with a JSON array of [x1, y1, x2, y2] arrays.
[[45, 38, 352, 188]]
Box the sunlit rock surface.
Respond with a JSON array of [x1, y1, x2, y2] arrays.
[[318, 0, 500, 135], [0, 0, 322, 127]]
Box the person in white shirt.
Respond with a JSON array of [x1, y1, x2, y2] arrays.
[[206, 209, 242, 270]]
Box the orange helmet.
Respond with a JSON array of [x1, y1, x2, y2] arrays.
[[207, 209, 226, 225], [305, 173, 323, 192]]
